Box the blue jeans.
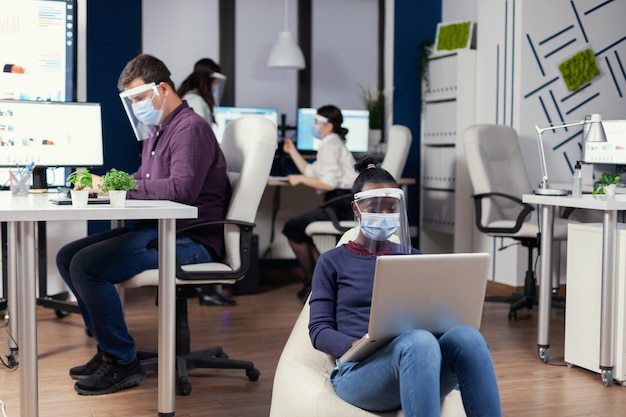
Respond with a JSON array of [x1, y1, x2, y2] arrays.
[[331, 327, 502, 417], [57, 224, 213, 364]]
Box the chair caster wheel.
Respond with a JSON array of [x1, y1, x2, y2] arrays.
[[55, 309, 69, 318], [508, 311, 517, 321], [601, 369, 613, 387], [247, 368, 260, 381], [178, 381, 192, 395]]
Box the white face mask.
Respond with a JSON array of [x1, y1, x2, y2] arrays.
[[131, 97, 163, 126], [359, 212, 400, 241]]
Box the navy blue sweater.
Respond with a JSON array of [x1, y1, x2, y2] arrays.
[[308, 244, 420, 357]]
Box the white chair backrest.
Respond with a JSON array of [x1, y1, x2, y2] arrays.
[[220, 116, 277, 269], [381, 125, 412, 181], [463, 124, 533, 226]]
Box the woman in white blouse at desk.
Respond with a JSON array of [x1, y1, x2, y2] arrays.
[[282, 105, 357, 302]]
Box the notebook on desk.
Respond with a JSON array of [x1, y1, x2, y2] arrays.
[[339, 252, 490, 363], [49, 195, 110, 205]]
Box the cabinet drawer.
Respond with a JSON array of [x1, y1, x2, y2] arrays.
[[421, 189, 455, 233], [424, 54, 458, 101], [422, 100, 457, 144], [422, 146, 455, 190]]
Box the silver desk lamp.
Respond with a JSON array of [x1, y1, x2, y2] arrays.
[[534, 113, 608, 195]]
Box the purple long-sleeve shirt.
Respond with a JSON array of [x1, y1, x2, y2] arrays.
[[127, 102, 231, 258], [309, 244, 420, 357]]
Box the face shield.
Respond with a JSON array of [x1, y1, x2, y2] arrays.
[[119, 82, 163, 141], [353, 187, 412, 255], [211, 72, 227, 106]]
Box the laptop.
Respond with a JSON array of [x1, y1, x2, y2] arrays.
[[339, 252, 490, 363]]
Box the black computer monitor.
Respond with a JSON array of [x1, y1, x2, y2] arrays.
[[212, 106, 279, 144], [0, 100, 104, 188], [295, 108, 370, 153], [0, 0, 78, 102]]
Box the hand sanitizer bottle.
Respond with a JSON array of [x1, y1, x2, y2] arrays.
[[572, 161, 583, 197]]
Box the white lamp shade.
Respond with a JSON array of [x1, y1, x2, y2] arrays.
[[586, 113, 608, 142], [268, 31, 305, 69]]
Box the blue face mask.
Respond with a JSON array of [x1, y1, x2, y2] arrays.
[[359, 212, 400, 241], [311, 123, 323, 139], [131, 97, 163, 126]]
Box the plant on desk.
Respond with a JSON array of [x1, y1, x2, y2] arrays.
[[101, 168, 136, 207], [592, 172, 620, 198], [65, 169, 93, 208]]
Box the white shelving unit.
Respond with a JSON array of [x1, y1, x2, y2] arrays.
[[419, 50, 476, 253]]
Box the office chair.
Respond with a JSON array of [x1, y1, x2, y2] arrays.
[[117, 116, 277, 395], [463, 124, 570, 320], [303, 125, 413, 243]]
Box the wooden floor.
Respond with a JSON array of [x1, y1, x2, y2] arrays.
[[2, 270, 626, 417]]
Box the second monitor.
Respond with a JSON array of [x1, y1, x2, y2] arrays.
[[296, 108, 369, 153], [212, 106, 278, 144]]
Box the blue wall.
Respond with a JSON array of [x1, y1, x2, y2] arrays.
[[86, 0, 142, 177], [393, 1, 441, 227], [86, 0, 141, 233]]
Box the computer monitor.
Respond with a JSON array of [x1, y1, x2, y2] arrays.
[[295, 108, 370, 153], [212, 106, 279, 144], [0, 99, 104, 188], [0, 0, 78, 102]]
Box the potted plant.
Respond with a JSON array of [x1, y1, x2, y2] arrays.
[[592, 172, 620, 198], [65, 169, 92, 208], [101, 168, 136, 207], [361, 86, 385, 152]]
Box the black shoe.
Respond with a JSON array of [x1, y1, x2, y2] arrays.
[[199, 291, 236, 307], [297, 285, 311, 303], [69, 351, 103, 380], [74, 357, 146, 396]]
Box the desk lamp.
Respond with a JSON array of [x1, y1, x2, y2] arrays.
[[534, 113, 607, 195]]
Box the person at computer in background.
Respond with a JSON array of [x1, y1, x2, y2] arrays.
[[308, 156, 502, 417], [177, 58, 235, 307], [282, 104, 357, 303], [56, 54, 232, 396], [177, 58, 225, 126]]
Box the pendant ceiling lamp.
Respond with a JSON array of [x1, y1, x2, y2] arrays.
[[267, 0, 305, 69]]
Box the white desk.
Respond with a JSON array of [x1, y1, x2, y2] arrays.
[[0, 192, 197, 416], [522, 193, 626, 385]]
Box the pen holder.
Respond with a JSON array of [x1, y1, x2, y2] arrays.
[[9, 169, 32, 196]]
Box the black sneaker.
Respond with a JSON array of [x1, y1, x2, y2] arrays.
[[297, 285, 312, 303], [74, 356, 146, 396], [69, 351, 103, 380]]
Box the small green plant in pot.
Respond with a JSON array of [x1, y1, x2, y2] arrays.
[[101, 168, 136, 192], [65, 169, 93, 190], [592, 172, 620, 196], [101, 168, 136, 207]]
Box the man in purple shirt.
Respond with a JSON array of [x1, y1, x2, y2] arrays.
[[56, 54, 232, 396]]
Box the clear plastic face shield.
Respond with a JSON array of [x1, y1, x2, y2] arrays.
[[353, 187, 412, 255], [211, 72, 227, 106], [119, 82, 163, 141]]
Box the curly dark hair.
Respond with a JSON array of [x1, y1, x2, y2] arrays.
[[352, 155, 398, 194]]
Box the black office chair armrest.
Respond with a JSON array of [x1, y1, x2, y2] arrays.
[[472, 192, 535, 235], [318, 194, 354, 233], [145, 219, 256, 282]]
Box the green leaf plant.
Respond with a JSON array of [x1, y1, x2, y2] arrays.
[[592, 172, 620, 195], [101, 168, 137, 192], [65, 169, 93, 191]]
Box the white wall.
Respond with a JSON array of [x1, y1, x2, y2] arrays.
[[142, 0, 379, 130], [142, 0, 220, 89]]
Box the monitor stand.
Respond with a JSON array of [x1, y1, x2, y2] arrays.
[[31, 167, 48, 190]]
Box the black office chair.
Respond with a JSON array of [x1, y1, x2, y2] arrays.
[[463, 124, 571, 320], [117, 116, 277, 394]]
